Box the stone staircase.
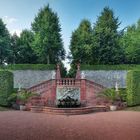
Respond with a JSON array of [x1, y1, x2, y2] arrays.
[[30, 105, 108, 115]]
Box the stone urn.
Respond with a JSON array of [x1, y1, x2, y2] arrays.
[[20, 105, 26, 111], [110, 105, 117, 111]]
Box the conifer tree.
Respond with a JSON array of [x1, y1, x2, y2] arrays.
[[0, 18, 11, 64], [121, 20, 140, 64], [69, 19, 93, 64], [8, 33, 19, 64], [93, 7, 125, 64], [32, 4, 65, 64], [17, 30, 38, 63]]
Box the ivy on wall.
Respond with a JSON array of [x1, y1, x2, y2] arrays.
[[127, 70, 140, 106], [0, 70, 13, 106]]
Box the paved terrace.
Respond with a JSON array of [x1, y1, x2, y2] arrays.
[[0, 111, 140, 140]]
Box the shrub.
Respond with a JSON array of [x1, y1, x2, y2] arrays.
[[81, 64, 140, 70], [127, 70, 140, 106], [0, 70, 13, 106], [98, 89, 119, 104], [7, 93, 17, 106], [0, 64, 55, 70], [17, 90, 37, 105], [119, 88, 127, 102]]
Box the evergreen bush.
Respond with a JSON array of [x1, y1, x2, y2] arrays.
[[127, 71, 140, 106], [0, 70, 13, 106], [81, 64, 140, 70], [0, 64, 55, 70]]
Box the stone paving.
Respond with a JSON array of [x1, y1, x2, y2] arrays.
[[0, 111, 140, 140]]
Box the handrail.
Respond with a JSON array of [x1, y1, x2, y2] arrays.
[[86, 79, 105, 88], [27, 79, 53, 90]]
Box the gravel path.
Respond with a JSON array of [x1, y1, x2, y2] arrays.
[[0, 111, 140, 140]]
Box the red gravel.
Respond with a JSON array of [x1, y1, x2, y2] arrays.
[[0, 111, 140, 140]]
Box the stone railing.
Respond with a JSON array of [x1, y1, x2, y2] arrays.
[[85, 79, 105, 106], [27, 79, 53, 95], [56, 78, 81, 86]]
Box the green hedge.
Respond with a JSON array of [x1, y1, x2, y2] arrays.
[[127, 71, 140, 106], [81, 64, 140, 70], [0, 71, 13, 106], [0, 64, 55, 70]]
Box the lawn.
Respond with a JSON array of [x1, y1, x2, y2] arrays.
[[0, 106, 10, 111], [124, 106, 140, 111]]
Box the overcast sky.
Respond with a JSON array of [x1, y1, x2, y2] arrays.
[[0, 0, 140, 69]]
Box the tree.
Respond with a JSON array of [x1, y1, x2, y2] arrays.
[[120, 20, 140, 64], [32, 4, 65, 64], [0, 18, 11, 64], [8, 33, 20, 64], [93, 7, 125, 64], [17, 30, 38, 63], [69, 19, 93, 64]]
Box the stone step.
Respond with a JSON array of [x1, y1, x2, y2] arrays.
[[30, 106, 108, 115]]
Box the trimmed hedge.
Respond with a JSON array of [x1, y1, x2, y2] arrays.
[[0, 71, 13, 106], [81, 64, 140, 70], [0, 64, 55, 70], [127, 71, 140, 106]]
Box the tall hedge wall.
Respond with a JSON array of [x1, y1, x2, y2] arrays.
[[0, 71, 13, 106], [81, 64, 140, 70], [127, 71, 140, 106], [0, 64, 55, 70]]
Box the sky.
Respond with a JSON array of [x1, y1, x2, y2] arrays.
[[0, 0, 140, 69]]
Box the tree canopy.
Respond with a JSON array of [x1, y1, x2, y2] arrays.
[[0, 18, 11, 64], [92, 7, 125, 64], [120, 20, 140, 64], [17, 30, 38, 64], [69, 19, 93, 64], [69, 7, 126, 66], [32, 4, 65, 64], [0, 5, 140, 76]]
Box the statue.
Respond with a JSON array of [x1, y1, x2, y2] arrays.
[[51, 71, 56, 79], [81, 71, 85, 79], [18, 83, 21, 92], [114, 74, 120, 92], [115, 82, 119, 92]]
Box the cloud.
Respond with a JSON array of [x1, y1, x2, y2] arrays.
[[3, 16, 17, 24], [10, 29, 22, 36]]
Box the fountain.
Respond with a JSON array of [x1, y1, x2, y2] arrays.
[[29, 64, 107, 115]]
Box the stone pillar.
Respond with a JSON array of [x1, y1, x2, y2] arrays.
[[56, 64, 61, 79], [76, 63, 81, 79], [80, 79, 86, 103], [51, 79, 57, 106]]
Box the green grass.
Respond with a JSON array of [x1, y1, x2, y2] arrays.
[[124, 106, 140, 111], [0, 106, 10, 111]]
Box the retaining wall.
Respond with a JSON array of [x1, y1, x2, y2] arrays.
[[12, 70, 55, 88], [82, 70, 128, 88]]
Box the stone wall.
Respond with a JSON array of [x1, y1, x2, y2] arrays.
[[85, 80, 105, 106], [12, 70, 55, 89], [82, 70, 128, 88]]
